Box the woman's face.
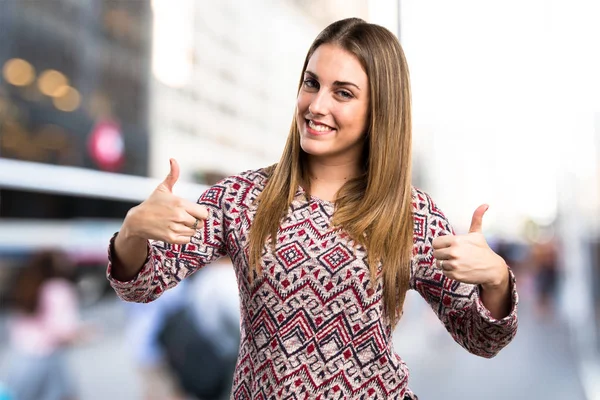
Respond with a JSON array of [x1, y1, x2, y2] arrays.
[[296, 43, 369, 165]]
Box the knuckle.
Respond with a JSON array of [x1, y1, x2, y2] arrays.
[[127, 204, 140, 217], [169, 196, 183, 208], [448, 249, 460, 259], [181, 210, 192, 222], [445, 271, 457, 281], [166, 233, 179, 244]]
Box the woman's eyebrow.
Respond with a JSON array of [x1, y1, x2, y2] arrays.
[[304, 70, 361, 91]]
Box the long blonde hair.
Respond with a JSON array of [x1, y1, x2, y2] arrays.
[[248, 18, 413, 325]]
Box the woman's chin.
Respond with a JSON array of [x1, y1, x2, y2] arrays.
[[299, 141, 329, 158]]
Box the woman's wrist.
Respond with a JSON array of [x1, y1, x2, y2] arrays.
[[481, 258, 510, 292], [111, 209, 150, 282], [120, 207, 140, 240]]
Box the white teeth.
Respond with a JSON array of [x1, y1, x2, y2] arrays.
[[308, 120, 333, 132]]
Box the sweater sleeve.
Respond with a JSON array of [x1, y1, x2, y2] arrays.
[[106, 182, 230, 303], [410, 190, 519, 358]]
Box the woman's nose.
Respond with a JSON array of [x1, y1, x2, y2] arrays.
[[308, 90, 329, 116]]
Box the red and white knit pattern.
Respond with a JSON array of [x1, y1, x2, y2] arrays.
[[108, 168, 518, 399]]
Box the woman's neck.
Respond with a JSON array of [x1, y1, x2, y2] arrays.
[[307, 158, 361, 184], [304, 158, 362, 202]]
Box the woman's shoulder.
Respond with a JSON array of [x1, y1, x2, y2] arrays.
[[411, 186, 447, 220], [411, 186, 454, 236], [199, 166, 273, 207], [216, 166, 272, 191], [411, 186, 433, 212]]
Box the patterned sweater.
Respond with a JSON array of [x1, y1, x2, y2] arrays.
[[107, 168, 518, 400]]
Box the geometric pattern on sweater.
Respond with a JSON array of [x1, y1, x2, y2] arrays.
[[107, 168, 519, 400]]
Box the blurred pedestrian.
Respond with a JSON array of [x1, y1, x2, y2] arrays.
[[106, 18, 519, 399], [123, 279, 189, 400], [4, 250, 91, 400], [156, 259, 240, 400], [530, 232, 560, 319], [185, 257, 240, 400]]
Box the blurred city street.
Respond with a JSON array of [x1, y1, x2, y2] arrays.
[[0, 282, 587, 400], [1, 0, 600, 399], [396, 290, 587, 399]]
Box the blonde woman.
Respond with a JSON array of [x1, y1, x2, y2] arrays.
[[107, 18, 518, 399]]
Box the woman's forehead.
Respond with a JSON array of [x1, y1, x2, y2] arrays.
[[306, 44, 367, 86]]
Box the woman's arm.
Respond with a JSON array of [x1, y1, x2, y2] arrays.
[[110, 228, 149, 282], [479, 264, 512, 320], [106, 159, 227, 303], [411, 190, 518, 358]]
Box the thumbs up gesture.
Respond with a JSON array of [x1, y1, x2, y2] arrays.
[[432, 204, 509, 289], [122, 159, 209, 245]]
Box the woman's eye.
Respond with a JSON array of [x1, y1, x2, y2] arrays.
[[338, 90, 353, 99], [303, 78, 318, 89]]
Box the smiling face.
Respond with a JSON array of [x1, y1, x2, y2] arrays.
[[296, 43, 370, 166]]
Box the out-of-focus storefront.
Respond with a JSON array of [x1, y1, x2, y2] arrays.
[[0, 0, 372, 305], [0, 0, 152, 218], [0, 0, 154, 305]]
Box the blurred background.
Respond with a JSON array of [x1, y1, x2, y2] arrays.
[[0, 0, 598, 399]]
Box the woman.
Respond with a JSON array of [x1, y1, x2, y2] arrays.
[[108, 18, 518, 399], [5, 251, 86, 400]]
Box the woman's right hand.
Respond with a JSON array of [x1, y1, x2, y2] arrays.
[[121, 159, 209, 245]]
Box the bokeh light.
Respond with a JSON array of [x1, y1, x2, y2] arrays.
[[2, 58, 35, 86], [37, 69, 69, 97], [52, 86, 81, 112]]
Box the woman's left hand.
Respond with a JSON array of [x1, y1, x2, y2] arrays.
[[432, 204, 509, 289]]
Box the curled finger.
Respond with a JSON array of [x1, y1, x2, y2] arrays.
[[437, 259, 453, 271], [173, 225, 197, 237], [180, 234, 197, 243], [433, 248, 453, 262], [171, 236, 193, 245], [183, 199, 209, 222], [175, 211, 198, 229]]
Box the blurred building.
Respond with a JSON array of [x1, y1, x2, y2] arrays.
[[147, 0, 369, 182], [400, 1, 600, 397], [0, 0, 155, 305], [0, 0, 152, 220], [0, 0, 375, 304]]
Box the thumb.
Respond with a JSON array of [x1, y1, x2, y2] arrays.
[[161, 159, 180, 192], [469, 204, 489, 233]]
